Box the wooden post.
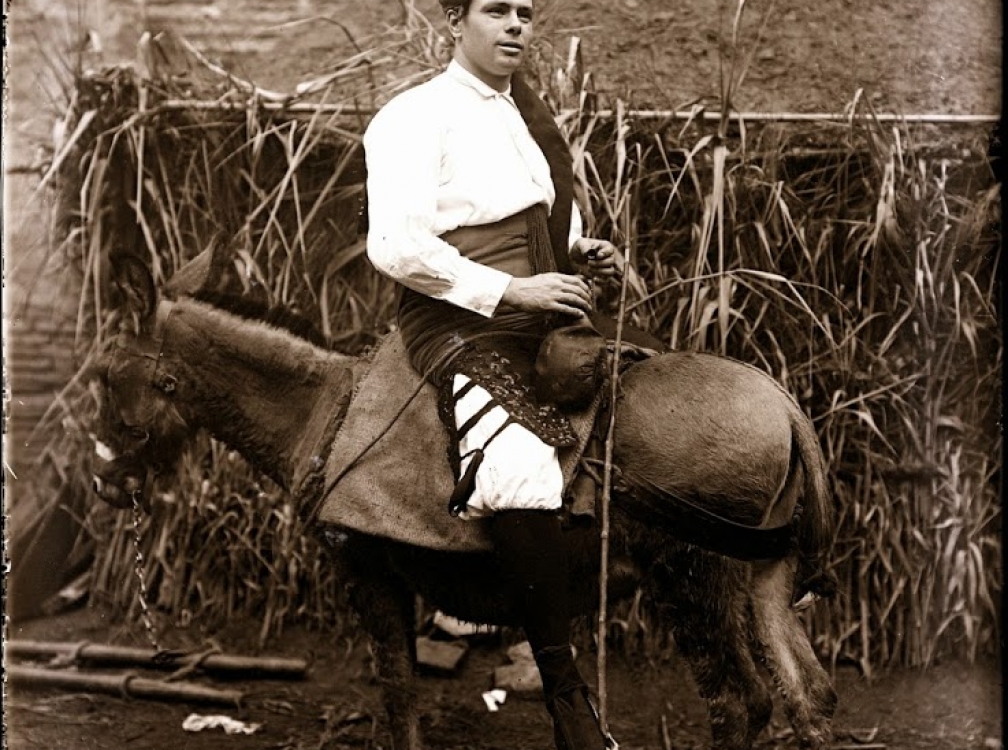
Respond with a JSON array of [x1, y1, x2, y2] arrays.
[[6, 640, 308, 680], [7, 665, 243, 707]]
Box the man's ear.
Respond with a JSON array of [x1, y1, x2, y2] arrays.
[[111, 253, 158, 327], [445, 8, 462, 36]]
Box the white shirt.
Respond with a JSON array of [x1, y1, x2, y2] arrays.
[[363, 61, 583, 317]]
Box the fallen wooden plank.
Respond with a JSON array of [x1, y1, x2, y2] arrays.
[[7, 665, 243, 707], [6, 640, 308, 680]]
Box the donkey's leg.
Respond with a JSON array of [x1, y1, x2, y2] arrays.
[[750, 558, 837, 750], [338, 536, 421, 750], [740, 599, 775, 746], [652, 549, 769, 750]]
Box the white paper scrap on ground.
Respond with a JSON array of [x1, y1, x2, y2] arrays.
[[182, 713, 263, 734], [482, 689, 508, 712]]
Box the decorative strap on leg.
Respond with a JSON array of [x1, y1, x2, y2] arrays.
[[447, 449, 485, 517], [446, 404, 516, 517]]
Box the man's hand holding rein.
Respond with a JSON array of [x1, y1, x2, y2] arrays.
[[569, 237, 623, 281], [499, 236, 625, 318]]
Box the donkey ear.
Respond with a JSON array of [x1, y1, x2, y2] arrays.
[[111, 253, 158, 323]]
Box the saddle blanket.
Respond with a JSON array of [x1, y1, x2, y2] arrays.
[[315, 333, 598, 552]]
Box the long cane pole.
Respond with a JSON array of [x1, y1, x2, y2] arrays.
[[596, 239, 632, 738]]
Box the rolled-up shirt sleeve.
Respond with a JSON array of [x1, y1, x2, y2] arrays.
[[363, 96, 513, 318]]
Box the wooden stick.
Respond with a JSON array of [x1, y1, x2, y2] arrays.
[[7, 665, 243, 706], [6, 640, 308, 679], [597, 105, 635, 734]]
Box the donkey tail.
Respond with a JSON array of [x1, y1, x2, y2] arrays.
[[789, 401, 838, 599]]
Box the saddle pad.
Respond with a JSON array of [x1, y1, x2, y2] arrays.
[[317, 333, 597, 552]]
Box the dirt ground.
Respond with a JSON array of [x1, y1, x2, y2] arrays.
[[3, 0, 1003, 748], [3, 605, 1003, 750]]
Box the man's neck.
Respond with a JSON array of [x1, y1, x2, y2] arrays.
[[452, 54, 511, 93]]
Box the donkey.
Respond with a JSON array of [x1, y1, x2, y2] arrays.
[[90, 256, 837, 750]]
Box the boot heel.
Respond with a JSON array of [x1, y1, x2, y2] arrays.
[[581, 690, 620, 750], [548, 686, 619, 750]]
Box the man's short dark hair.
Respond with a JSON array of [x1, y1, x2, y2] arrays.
[[439, 0, 470, 14]]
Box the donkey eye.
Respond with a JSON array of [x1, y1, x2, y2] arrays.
[[127, 426, 149, 442]]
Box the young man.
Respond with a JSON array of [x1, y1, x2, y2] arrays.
[[364, 2, 618, 747]]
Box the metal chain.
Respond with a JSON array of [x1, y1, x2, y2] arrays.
[[131, 494, 161, 651]]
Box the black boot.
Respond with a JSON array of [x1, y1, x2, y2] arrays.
[[535, 644, 611, 750], [551, 690, 612, 750], [490, 511, 615, 750]]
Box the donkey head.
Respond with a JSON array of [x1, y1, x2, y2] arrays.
[[90, 255, 194, 510]]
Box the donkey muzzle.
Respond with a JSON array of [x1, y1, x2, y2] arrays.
[[92, 455, 152, 512]]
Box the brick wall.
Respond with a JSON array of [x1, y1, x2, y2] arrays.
[[6, 307, 80, 467], [4, 167, 84, 478]]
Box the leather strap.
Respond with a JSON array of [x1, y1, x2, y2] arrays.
[[456, 399, 501, 442], [511, 74, 575, 274]]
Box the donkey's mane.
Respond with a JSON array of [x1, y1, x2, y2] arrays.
[[191, 290, 332, 349]]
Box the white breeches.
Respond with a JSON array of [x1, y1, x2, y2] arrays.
[[452, 374, 563, 520]]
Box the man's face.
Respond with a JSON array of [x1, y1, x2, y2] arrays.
[[450, 0, 535, 90]]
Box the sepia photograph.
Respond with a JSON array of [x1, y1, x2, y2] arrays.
[[3, 1, 1002, 748]]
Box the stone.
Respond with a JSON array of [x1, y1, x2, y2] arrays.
[[506, 641, 536, 664], [494, 662, 543, 698], [415, 636, 468, 674]]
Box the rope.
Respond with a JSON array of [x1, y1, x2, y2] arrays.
[[118, 672, 139, 700], [165, 642, 223, 681], [131, 495, 160, 651], [48, 640, 90, 668]]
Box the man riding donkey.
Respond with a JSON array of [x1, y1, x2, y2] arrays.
[[363, 1, 662, 747]]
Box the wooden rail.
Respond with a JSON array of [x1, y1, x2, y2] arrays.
[[145, 98, 1001, 125]]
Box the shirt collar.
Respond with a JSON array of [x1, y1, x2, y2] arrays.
[[445, 60, 516, 104]]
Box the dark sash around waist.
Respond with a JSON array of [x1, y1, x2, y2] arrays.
[[398, 204, 560, 383]]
